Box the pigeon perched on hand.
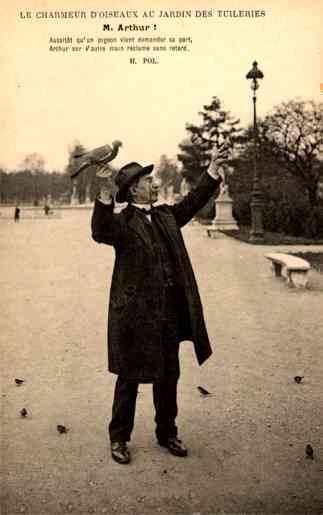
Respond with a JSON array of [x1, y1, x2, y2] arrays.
[[57, 424, 68, 434], [305, 444, 314, 459], [70, 140, 122, 179]]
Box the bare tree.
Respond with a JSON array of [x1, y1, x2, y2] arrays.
[[19, 153, 46, 205], [261, 99, 323, 206], [20, 153, 45, 172]]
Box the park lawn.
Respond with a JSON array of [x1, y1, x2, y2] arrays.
[[222, 227, 323, 246], [220, 228, 323, 274]]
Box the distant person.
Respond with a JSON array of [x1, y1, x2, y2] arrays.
[[14, 206, 20, 222], [91, 147, 226, 465], [44, 204, 50, 215]]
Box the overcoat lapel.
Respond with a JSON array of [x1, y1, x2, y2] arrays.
[[127, 207, 154, 252], [153, 210, 185, 265]]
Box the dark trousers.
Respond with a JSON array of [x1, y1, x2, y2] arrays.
[[109, 285, 181, 443]]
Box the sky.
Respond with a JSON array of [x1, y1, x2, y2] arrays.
[[0, 0, 322, 172]]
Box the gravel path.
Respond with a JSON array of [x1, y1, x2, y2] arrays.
[[1, 210, 323, 514]]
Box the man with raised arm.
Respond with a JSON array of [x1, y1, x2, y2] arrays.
[[91, 149, 224, 464]]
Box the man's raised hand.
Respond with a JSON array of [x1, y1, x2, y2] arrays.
[[208, 145, 228, 180], [96, 164, 117, 203], [211, 143, 229, 164]]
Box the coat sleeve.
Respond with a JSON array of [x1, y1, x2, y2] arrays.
[[171, 172, 222, 228], [91, 197, 125, 248]]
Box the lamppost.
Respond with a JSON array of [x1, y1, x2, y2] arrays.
[[246, 61, 264, 242]]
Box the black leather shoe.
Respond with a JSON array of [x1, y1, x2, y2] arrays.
[[111, 441, 131, 464], [158, 436, 188, 457]]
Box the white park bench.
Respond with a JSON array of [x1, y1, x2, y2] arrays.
[[265, 252, 311, 288]]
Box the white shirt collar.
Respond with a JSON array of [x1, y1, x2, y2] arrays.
[[131, 202, 152, 210]]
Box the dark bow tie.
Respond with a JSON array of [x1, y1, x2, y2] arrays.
[[133, 205, 154, 216]]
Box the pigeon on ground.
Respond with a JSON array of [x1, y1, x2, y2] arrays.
[[57, 424, 68, 434], [15, 378, 24, 386], [197, 386, 211, 396], [294, 376, 304, 384], [305, 444, 314, 459], [20, 408, 28, 417]]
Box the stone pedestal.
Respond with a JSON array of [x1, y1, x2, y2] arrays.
[[207, 185, 238, 238]]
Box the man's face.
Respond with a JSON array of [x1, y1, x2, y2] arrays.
[[130, 174, 160, 204]]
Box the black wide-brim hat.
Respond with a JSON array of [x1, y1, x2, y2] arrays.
[[115, 161, 154, 203]]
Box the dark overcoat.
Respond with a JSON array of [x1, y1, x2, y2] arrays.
[[91, 172, 221, 382]]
